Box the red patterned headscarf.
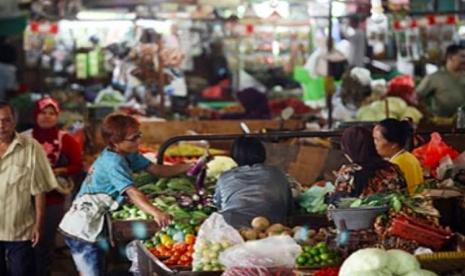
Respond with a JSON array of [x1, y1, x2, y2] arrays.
[[32, 97, 61, 166]]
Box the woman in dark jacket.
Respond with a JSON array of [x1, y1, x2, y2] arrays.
[[214, 137, 292, 228]]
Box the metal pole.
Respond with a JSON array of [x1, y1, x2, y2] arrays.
[[326, 0, 334, 129]]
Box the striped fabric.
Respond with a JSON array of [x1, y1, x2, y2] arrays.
[[0, 133, 58, 241]]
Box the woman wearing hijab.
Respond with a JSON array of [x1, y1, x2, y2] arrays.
[[328, 126, 406, 205], [23, 97, 83, 276]]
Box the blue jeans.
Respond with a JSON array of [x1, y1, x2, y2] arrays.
[[0, 241, 34, 276], [64, 237, 104, 276]]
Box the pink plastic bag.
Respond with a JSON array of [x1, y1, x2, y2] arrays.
[[413, 132, 459, 177]]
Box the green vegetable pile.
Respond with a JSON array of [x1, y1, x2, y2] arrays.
[[337, 192, 439, 217], [112, 195, 212, 221], [295, 242, 341, 268]]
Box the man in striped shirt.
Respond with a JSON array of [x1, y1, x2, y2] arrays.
[[0, 101, 58, 276]]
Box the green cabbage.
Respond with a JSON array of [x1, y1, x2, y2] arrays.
[[339, 248, 389, 276], [356, 97, 422, 123], [402, 106, 423, 124], [206, 156, 237, 179], [356, 105, 388, 121], [386, 249, 420, 275]]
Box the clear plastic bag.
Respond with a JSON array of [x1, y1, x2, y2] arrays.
[[219, 236, 302, 276], [192, 213, 244, 272], [126, 241, 140, 275]]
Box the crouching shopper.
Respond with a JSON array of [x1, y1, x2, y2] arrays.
[[0, 101, 59, 276], [59, 113, 191, 276]]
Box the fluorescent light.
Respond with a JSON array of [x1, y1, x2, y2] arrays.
[[135, 19, 173, 34], [76, 10, 136, 21]]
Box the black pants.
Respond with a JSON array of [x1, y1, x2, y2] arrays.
[[0, 241, 34, 276], [34, 203, 65, 276]]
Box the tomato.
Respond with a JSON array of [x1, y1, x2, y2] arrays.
[[158, 248, 170, 258], [163, 258, 176, 266], [156, 244, 167, 252], [179, 255, 190, 262], [173, 242, 187, 252], [149, 249, 160, 257], [185, 234, 196, 245]]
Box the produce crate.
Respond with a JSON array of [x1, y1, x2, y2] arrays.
[[110, 219, 159, 243], [387, 215, 453, 250], [136, 241, 222, 276], [417, 252, 465, 273]]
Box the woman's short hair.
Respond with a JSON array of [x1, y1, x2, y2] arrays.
[[101, 113, 139, 146], [231, 137, 266, 166], [377, 118, 413, 149]]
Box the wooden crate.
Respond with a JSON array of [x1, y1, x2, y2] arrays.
[[264, 143, 330, 185]]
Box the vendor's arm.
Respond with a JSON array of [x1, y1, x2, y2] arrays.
[[146, 163, 191, 178], [32, 193, 45, 247], [126, 151, 191, 177], [125, 187, 171, 227]]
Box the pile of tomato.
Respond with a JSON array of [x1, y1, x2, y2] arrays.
[[148, 234, 196, 267]]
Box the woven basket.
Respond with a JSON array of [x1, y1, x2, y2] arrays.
[[417, 252, 465, 273]]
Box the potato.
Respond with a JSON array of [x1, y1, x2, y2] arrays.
[[266, 223, 285, 234], [251, 217, 270, 232], [240, 229, 258, 240]]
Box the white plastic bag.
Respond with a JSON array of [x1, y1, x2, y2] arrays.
[[219, 236, 302, 276], [192, 213, 244, 271], [126, 241, 140, 275]]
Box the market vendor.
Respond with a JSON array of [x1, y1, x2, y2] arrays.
[[373, 119, 424, 195], [328, 126, 407, 205], [416, 44, 465, 117], [214, 137, 292, 229], [58, 113, 191, 276]]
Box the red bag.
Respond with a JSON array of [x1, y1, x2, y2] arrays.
[[387, 75, 417, 105], [413, 132, 459, 177]]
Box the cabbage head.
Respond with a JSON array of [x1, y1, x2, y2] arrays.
[[386, 249, 420, 275], [339, 248, 389, 276]]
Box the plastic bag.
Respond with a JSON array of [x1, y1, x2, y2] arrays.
[[387, 75, 417, 105], [219, 236, 302, 276], [297, 182, 334, 214], [126, 241, 140, 275], [192, 213, 244, 272], [413, 132, 459, 177]]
